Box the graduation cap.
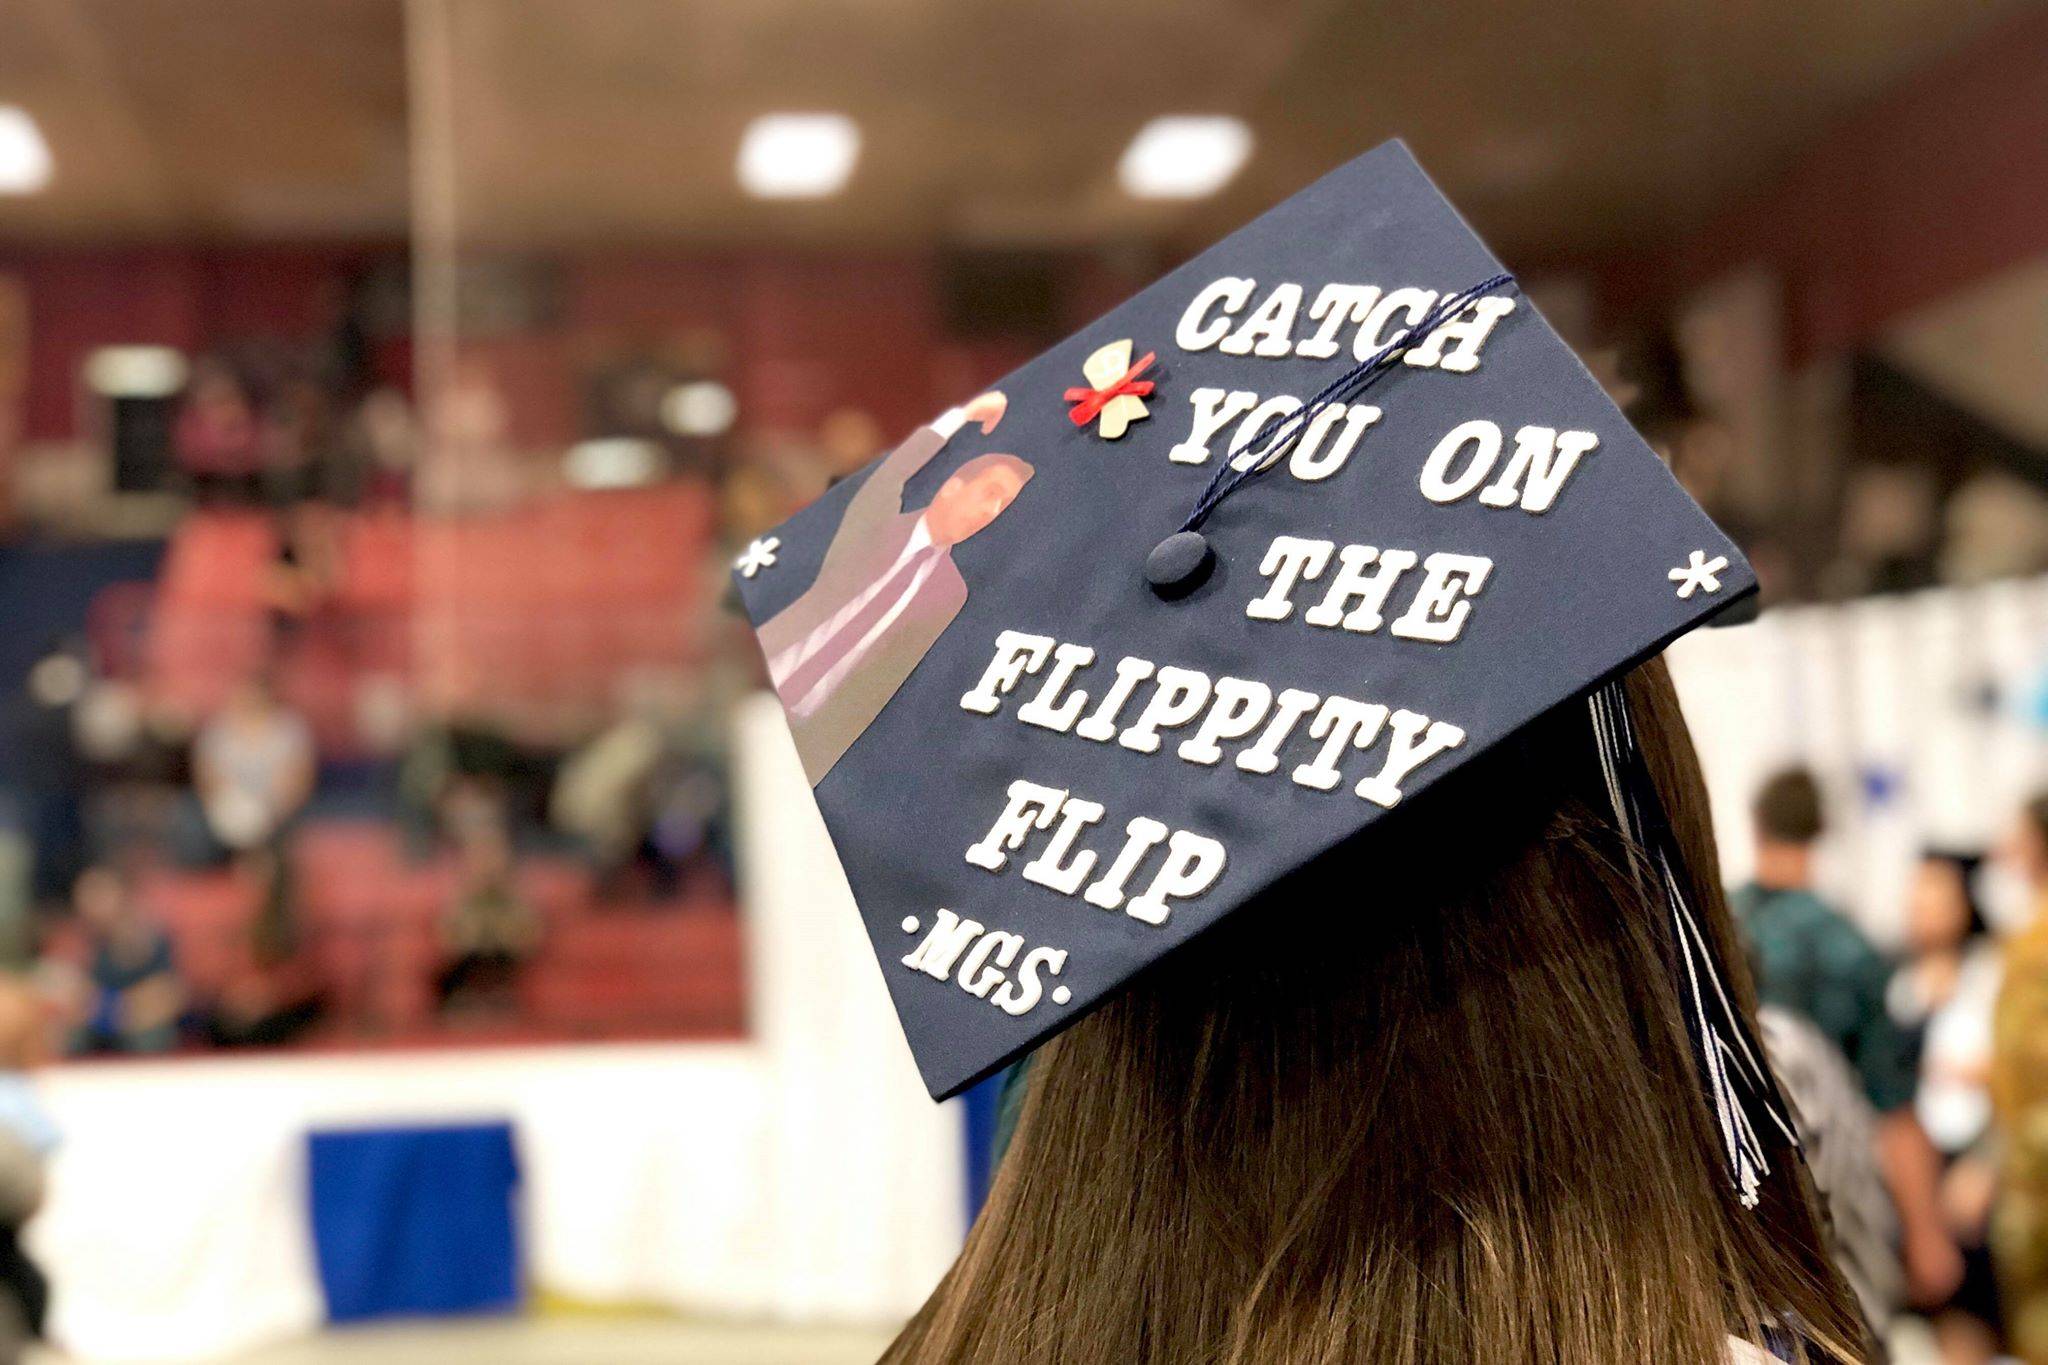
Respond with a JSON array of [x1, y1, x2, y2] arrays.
[[732, 141, 1787, 1204]]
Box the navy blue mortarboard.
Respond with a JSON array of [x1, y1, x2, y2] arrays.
[[732, 141, 1781, 1199]]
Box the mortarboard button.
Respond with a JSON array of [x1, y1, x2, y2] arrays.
[[1144, 529, 1213, 596]]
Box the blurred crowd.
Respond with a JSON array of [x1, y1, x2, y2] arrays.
[[1735, 768, 2048, 1363], [0, 344, 747, 1068]]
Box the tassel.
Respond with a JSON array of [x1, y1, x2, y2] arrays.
[[1588, 681, 1797, 1208]]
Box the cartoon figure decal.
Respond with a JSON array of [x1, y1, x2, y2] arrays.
[[756, 391, 1029, 784]]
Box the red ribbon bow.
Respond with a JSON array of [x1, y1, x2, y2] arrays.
[[1064, 351, 1157, 427]]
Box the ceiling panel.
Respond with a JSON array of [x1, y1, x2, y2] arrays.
[[0, 0, 2029, 257]]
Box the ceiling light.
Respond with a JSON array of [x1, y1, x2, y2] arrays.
[[84, 346, 189, 399], [660, 381, 737, 437], [565, 438, 666, 490], [0, 107, 52, 195], [1118, 116, 1251, 200], [737, 113, 860, 199]]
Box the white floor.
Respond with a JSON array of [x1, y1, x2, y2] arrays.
[[28, 1318, 897, 1365]]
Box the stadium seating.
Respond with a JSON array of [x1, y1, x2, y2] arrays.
[[130, 821, 745, 1047]]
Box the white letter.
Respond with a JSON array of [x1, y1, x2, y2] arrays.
[[1389, 552, 1493, 643], [1353, 711, 1465, 808], [1236, 687, 1319, 774], [902, 909, 985, 979], [964, 780, 1066, 871], [1016, 642, 1096, 733], [1169, 387, 1258, 465], [1176, 277, 1254, 351], [993, 946, 1068, 1016], [1177, 678, 1272, 765], [1290, 696, 1392, 792], [960, 630, 1053, 714], [1289, 403, 1380, 482], [959, 931, 1024, 999], [1477, 425, 1598, 513], [1227, 395, 1304, 472], [1126, 831, 1226, 926], [1418, 419, 1501, 505], [1220, 282, 1302, 357], [1244, 536, 1333, 622], [1296, 283, 1381, 360], [1074, 656, 1156, 742], [1302, 544, 1419, 633], [1084, 817, 1169, 911], [1354, 286, 1438, 360], [1118, 666, 1212, 754], [1022, 797, 1106, 896], [1404, 295, 1515, 373]]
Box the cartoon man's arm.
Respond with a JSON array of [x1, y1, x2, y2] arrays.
[[839, 391, 1007, 533]]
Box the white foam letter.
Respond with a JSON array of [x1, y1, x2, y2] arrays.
[[1296, 284, 1381, 360], [1404, 295, 1515, 373], [1176, 277, 1255, 352], [1477, 425, 1598, 513], [1354, 286, 1438, 359], [1418, 419, 1501, 505], [1126, 831, 1227, 926], [1228, 395, 1305, 472], [1015, 642, 1096, 733], [1389, 552, 1493, 644], [960, 630, 1053, 714], [1290, 696, 1391, 791], [1118, 666, 1212, 754], [1169, 387, 1259, 465], [1236, 687, 1320, 774], [1084, 817, 1169, 911], [1302, 545, 1419, 633], [1022, 797, 1106, 896], [1289, 403, 1381, 482], [1074, 656, 1156, 742], [902, 909, 985, 979], [964, 780, 1067, 871], [1244, 536, 1333, 622], [958, 931, 1024, 999], [1353, 711, 1466, 808], [1221, 282, 1302, 358], [1176, 678, 1272, 765]]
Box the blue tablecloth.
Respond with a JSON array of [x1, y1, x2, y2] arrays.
[[306, 1120, 522, 1323]]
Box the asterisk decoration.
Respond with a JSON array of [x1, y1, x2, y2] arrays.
[[735, 536, 781, 579], [1667, 550, 1728, 599]]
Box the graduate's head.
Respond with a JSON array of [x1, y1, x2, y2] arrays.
[[73, 865, 130, 931], [1907, 849, 1986, 953], [2003, 790, 2048, 893], [926, 453, 1032, 547], [886, 660, 1864, 1365]]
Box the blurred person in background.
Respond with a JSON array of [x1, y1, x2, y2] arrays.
[[0, 977, 54, 1360], [190, 675, 316, 863], [435, 800, 539, 1018], [66, 865, 182, 1055], [173, 358, 263, 505], [337, 385, 416, 506], [1732, 767, 1962, 1308], [200, 848, 326, 1049], [1892, 851, 2006, 1361], [10, 639, 91, 913], [1993, 793, 2048, 1363]]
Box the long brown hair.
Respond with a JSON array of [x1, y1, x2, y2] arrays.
[[884, 660, 1865, 1364]]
